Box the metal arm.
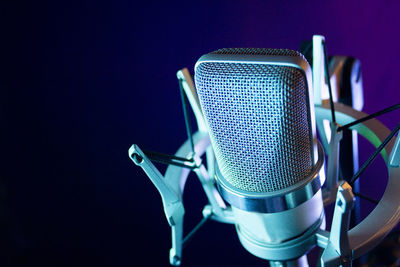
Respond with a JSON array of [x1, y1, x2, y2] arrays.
[[321, 182, 354, 266], [323, 123, 343, 205], [129, 144, 185, 266]]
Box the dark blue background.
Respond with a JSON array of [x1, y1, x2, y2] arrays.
[[2, 1, 400, 266]]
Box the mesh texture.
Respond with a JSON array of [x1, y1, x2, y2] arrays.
[[195, 48, 313, 193], [211, 47, 306, 58]]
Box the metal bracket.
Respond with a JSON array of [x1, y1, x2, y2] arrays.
[[324, 123, 343, 205], [129, 142, 233, 265], [129, 144, 185, 266], [389, 130, 400, 168], [321, 181, 355, 267]]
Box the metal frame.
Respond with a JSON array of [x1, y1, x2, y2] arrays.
[[316, 102, 400, 264]]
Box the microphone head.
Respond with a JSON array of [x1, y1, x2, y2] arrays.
[[195, 48, 318, 197]]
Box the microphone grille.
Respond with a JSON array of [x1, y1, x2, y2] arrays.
[[195, 48, 314, 193], [210, 47, 303, 57]]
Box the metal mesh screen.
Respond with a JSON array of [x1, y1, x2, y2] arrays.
[[210, 48, 303, 58], [195, 48, 313, 193]]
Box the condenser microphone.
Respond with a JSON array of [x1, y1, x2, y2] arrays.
[[194, 48, 325, 263]]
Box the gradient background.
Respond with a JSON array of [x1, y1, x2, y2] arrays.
[[2, 1, 400, 266]]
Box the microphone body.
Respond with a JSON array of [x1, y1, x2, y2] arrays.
[[194, 48, 325, 261]]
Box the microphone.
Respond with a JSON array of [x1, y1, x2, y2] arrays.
[[129, 37, 400, 266], [194, 48, 325, 263]]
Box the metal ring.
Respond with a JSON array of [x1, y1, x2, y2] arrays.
[[236, 212, 324, 261], [215, 141, 325, 213]]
